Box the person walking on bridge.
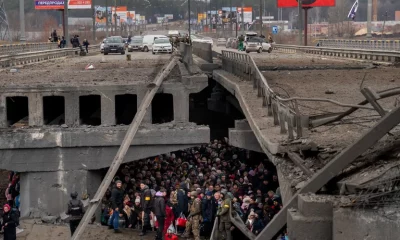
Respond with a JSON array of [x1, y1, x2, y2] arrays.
[[2, 204, 17, 240], [109, 180, 124, 233], [238, 35, 245, 51]]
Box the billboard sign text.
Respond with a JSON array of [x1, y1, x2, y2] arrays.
[[35, 0, 92, 10], [277, 0, 335, 8]]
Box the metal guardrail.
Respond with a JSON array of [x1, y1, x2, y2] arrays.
[[274, 44, 400, 63], [318, 39, 400, 51], [0, 45, 99, 68], [0, 42, 58, 56], [221, 50, 307, 140]]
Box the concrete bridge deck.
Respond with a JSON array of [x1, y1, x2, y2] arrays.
[[1, 50, 211, 218]]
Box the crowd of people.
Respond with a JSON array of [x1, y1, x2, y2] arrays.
[[99, 139, 287, 239]]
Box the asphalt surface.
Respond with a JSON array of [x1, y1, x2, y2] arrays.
[[2, 50, 177, 88]]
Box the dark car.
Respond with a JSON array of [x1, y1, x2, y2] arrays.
[[103, 37, 125, 55], [128, 38, 143, 52]]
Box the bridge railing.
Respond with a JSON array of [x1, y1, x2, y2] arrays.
[[0, 45, 99, 68], [221, 50, 307, 140], [274, 44, 400, 63], [0, 42, 58, 56], [318, 39, 400, 51]]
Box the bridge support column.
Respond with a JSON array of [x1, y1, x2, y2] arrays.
[[172, 90, 189, 123], [101, 91, 116, 126], [0, 96, 6, 128], [28, 93, 44, 126], [65, 94, 80, 126], [20, 169, 102, 218], [137, 90, 152, 123], [288, 194, 333, 240]]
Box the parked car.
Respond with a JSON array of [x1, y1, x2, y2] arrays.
[[141, 35, 168, 52], [217, 38, 227, 47], [103, 37, 125, 55], [100, 38, 107, 53], [152, 37, 173, 54], [246, 37, 272, 53], [245, 37, 263, 53], [128, 38, 143, 52]]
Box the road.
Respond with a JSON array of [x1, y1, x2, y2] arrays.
[[2, 50, 176, 88]]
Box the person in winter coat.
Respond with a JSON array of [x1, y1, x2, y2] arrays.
[[177, 182, 188, 216], [2, 204, 17, 240], [109, 180, 124, 233], [132, 198, 143, 228], [139, 182, 153, 236], [153, 190, 166, 240], [163, 201, 175, 235], [201, 191, 216, 238], [122, 202, 134, 228], [82, 39, 90, 53]]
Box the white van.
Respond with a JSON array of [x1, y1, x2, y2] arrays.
[[141, 35, 168, 52]]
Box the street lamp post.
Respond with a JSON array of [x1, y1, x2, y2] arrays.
[[19, 0, 26, 41]]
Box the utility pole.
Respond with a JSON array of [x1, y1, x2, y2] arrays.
[[114, 0, 117, 36], [367, 0, 372, 38], [230, 0, 232, 37], [106, 0, 109, 37], [382, 11, 388, 39], [92, 0, 95, 41], [298, 0, 303, 45], [64, 0, 69, 46], [206, 0, 208, 30], [241, 1, 244, 35], [19, 0, 26, 41], [259, 0, 262, 36], [188, 0, 191, 41]]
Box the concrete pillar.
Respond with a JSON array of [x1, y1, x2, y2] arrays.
[[288, 194, 333, 240], [172, 90, 189, 122], [137, 90, 152, 123], [0, 96, 7, 128], [65, 94, 80, 126], [28, 93, 43, 126], [101, 91, 116, 126], [20, 170, 102, 218]]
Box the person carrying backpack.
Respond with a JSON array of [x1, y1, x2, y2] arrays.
[[67, 192, 85, 236]]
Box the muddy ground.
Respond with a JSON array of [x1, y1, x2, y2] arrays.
[[16, 220, 158, 240]]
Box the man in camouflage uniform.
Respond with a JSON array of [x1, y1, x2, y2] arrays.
[[182, 191, 202, 240], [217, 190, 232, 240]]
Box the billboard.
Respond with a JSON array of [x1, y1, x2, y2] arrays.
[[69, 0, 91, 9], [127, 11, 135, 24], [95, 6, 111, 27], [237, 7, 252, 23], [277, 0, 335, 8], [34, 0, 92, 10]]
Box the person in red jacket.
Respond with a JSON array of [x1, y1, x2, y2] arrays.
[[163, 201, 175, 234]]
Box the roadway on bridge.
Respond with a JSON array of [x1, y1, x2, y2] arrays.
[[2, 50, 175, 88], [212, 45, 366, 68]]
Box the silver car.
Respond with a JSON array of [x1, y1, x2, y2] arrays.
[[245, 38, 263, 53], [128, 38, 143, 52]]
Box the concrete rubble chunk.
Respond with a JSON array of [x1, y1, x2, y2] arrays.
[[41, 215, 58, 224]]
